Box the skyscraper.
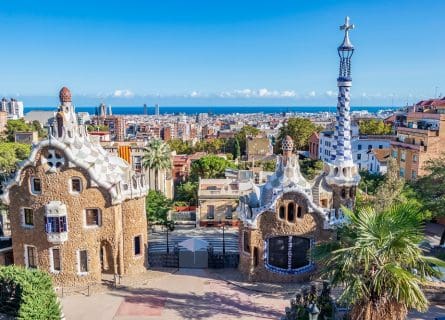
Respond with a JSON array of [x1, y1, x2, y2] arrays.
[[155, 104, 160, 116]]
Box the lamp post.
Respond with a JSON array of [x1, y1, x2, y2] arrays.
[[218, 218, 226, 267]]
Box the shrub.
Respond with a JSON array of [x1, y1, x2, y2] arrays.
[[0, 265, 61, 320]]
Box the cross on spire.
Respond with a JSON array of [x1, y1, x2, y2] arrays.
[[339, 16, 354, 50]]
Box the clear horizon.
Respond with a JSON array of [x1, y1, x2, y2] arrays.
[[0, 0, 444, 106]]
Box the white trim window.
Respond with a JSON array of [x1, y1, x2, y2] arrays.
[[24, 244, 37, 269], [70, 177, 82, 194], [30, 177, 42, 195], [84, 208, 101, 227], [21, 207, 34, 228], [49, 247, 61, 273], [77, 249, 89, 275]]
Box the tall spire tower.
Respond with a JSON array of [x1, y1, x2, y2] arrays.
[[326, 17, 360, 210]]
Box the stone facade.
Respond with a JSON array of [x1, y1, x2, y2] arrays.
[[238, 192, 332, 283], [1, 88, 148, 287]]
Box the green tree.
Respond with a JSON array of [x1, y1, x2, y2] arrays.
[[232, 138, 241, 160], [6, 119, 32, 142], [358, 170, 385, 195], [0, 265, 61, 319], [190, 154, 236, 181], [299, 158, 324, 180], [142, 139, 172, 191], [146, 190, 173, 225], [175, 181, 198, 206], [86, 124, 109, 132], [359, 119, 392, 135], [314, 204, 444, 320], [0, 142, 31, 179], [277, 118, 322, 151], [31, 120, 47, 138], [167, 139, 193, 154], [414, 155, 445, 219], [235, 125, 261, 156]]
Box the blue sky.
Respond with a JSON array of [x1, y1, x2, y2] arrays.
[[0, 0, 444, 106]]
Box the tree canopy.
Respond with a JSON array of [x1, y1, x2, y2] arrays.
[[175, 181, 198, 206], [190, 154, 236, 181], [146, 190, 173, 228], [0, 142, 31, 177], [0, 265, 61, 319], [143, 139, 171, 191], [277, 118, 322, 151], [414, 155, 445, 219], [314, 204, 445, 320], [358, 119, 392, 135]]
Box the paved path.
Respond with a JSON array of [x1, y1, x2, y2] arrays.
[[62, 269, 287, 320]]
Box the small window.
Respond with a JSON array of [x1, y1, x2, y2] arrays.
[[379, 145, 383, 149], [368, 145, 372, 150], [413, 154, 418, 163], [207, 205, 214, 220], [225, 205, 232, 219], [279, 206, 285, 219], [411, 170, 417, 179], [287, 203, 295, 222], [45, 216, 67, 233], [85, 209, 101, 226], [400, 168, 405, 177], [349, 188, 354, 198], [243, 231, 250, 253], [297, 206, 302, 218], [31, 177, 42, 194], [26, 245, 37, 269], [134, 236, 141, 255], [23, 208, 34, 226], [71, 178, 82, 193], [79, 250, 88, 273], [51, 248, 61, 272], [357, 154, 361, 160], [341, 188, 346, 199], [392, 149, 398, 158], [357, 144, 362, 151]]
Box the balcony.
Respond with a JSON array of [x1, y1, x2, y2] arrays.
[[198, 188, 241, 199], [390, 140, 425, 152]]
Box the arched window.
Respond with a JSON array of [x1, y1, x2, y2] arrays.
[[349, 187, 354, 198], [297, 206, 303, 218], [267, 236, 311, 273], [341, 188, 346, 199], [287, 203, 295, 222], [279, 206, 285, 220]]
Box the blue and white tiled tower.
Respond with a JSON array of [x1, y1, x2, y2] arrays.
[[326, 17, 360, 208]]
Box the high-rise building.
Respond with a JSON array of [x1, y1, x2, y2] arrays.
[[1, 98, 24, 119], [155, 104, 160, 116]]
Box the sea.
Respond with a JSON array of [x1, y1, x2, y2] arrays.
[[24, 105, 399, 116]]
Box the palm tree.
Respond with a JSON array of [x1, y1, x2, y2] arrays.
[[314, 204, 444, 320], [142, 139, 171, 192]]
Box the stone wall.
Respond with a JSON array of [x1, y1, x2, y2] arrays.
[[8, 147, 147, 287], [121, 196, 148, 275], [239, 191, 332, 283]]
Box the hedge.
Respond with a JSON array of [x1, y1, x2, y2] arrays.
[[0, 265, 61, 320]]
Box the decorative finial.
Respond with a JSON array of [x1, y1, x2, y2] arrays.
[[339, 16, 354, 49]]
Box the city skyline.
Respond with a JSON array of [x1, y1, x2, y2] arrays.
[[0, 0, 444, 106]]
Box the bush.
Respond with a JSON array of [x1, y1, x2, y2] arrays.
[[0, 265, 61, 320]]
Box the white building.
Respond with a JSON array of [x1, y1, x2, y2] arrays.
[[1, 98, 24, 119], [319, 125, 392, 171], [367, 148, 390, 174]]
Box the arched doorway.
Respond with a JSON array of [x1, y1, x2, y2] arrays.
[[100, 240, 114, 274]]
